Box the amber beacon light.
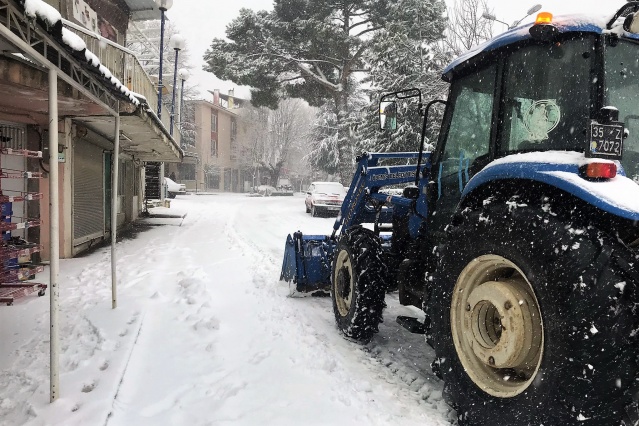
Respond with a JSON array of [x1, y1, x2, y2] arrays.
[[530, 11, 558, 41], [535, 12, 553, 24]]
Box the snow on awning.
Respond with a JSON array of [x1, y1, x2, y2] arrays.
[[21, 0, 140, 107]]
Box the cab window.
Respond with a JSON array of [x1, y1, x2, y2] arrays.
[[499, 37, 594, 155], [605, 38, 639, 181], [438, 64, 496, 194]]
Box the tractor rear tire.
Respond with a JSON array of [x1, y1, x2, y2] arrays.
[[429, 204, 639, 425], [331, 227, 387, 341]]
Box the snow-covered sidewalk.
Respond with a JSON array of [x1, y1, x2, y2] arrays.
[[0, 194, 451, 426]]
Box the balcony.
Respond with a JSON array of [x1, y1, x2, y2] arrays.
[[62, 19, 182, 163]]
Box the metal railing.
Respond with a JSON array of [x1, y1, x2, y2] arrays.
[[61, 19, 176, 135]]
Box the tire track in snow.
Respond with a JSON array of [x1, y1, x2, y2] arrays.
[[223, 197, 453, 425]]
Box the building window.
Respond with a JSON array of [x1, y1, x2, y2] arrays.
[[211, 139, 218, 157], [231, 118, 237, 141], [133, 163, 139, 196], [118, 160, 126, 195], [211, 113, 218, 132]]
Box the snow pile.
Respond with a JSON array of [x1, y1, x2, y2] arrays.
[[485, 150, 616, 168], [22, 0, 140, 107], [24, 0, 60, 25]]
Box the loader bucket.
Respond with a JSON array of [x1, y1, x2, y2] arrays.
[[280, 231, 335, 293]]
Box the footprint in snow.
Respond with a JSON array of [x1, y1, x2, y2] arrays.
[[193, 317, 220, 331], [81, 381, 97, 393], [249, 350, 271, 365]]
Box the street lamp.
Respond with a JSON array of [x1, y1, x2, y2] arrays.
[[482, 11, 509, 29], [154, 0, 173, 120], [512, 4, 543, 28], [483, 4, 542, 30], [177, 68, 189, 131], [169, 34, 185, 136]]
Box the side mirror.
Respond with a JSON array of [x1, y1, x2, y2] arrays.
[[380, 101, 397, 131]]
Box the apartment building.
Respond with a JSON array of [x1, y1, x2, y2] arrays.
[[183, 90, 252, 193]]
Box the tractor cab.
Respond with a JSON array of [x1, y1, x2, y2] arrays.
[[427, 7, 639, 241]]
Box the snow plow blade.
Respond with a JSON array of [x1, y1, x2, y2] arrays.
[[280, 231, 335, 293]]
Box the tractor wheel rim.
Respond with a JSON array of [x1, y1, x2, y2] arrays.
[[450, 254, 544, 398], [334, 250, 354, 317]]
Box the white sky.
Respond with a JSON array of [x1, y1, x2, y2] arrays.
[[168, 0, 628, 100]]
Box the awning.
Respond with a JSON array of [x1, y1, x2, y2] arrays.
[[125, 0, 167, 22], [75, 103, 184, 163]]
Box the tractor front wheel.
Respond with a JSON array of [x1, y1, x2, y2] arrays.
[[331, 227, 387, 341], [430, 204, 639, 425]]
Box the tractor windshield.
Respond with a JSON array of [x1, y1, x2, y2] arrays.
[[499, 37, 594, 156], [604, 38, 639, 182]]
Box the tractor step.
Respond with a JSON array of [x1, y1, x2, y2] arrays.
[[396, 315, 425, 334]]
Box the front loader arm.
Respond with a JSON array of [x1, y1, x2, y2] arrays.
[[332, 152, 430, 238]]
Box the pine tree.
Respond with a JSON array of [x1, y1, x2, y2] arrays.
[[203, 0, 446, 184], [359, 0, 449, 154]]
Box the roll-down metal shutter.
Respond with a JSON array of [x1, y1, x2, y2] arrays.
[[73, 140, 104, 245]]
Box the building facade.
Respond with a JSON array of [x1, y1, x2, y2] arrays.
[[178, 91, 251, 193], [0, 0, 182, 259]]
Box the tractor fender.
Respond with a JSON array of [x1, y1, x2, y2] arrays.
[[461, 152, 639, 222]]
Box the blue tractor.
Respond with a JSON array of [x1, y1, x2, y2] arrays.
[[282, 4, 639, 424]]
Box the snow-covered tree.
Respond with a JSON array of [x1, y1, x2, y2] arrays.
[[306, 88, 366, 177], [180, 99, 197, 148], [359, 0, 449, 154], [444, 0, 494, 57], [126, 19, 197, 117], [242, 99, 314, 186], [203, 0, 446, 184]]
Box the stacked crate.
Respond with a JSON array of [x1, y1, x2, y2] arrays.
[[0, 148, 46, 306]]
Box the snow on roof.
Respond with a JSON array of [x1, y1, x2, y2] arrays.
[[485, 150, 616, 169], [443, 12, 639, 79], [22, 0, 140, 107]]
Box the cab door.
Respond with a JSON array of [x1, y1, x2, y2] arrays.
[[429, 64, 498, 243]]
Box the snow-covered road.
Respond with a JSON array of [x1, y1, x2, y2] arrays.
[[0, 193, 452, 426]]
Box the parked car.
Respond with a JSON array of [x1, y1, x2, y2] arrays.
[[276, 178, 293, 192], [256, 185, 276, 196], [164, 177, 186, 198], [305, 181, 346, 217]]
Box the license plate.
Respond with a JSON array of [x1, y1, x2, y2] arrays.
[[588, 122, 624, 160]]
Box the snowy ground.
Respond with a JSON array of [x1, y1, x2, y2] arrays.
[[0, 193, 453, 426]]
